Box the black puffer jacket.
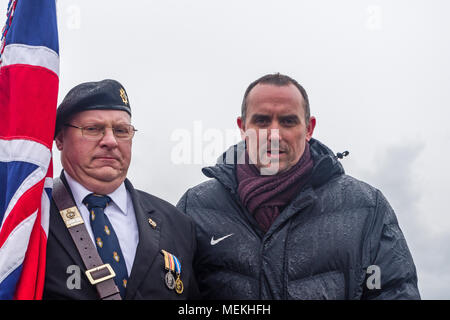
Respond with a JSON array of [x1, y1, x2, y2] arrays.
[[177, 139, 420, 299]]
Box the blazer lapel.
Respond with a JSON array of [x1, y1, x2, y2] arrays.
[[124, 179, 161, 299]]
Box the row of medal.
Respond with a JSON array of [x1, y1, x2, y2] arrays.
[[161, 249, 183, 294]]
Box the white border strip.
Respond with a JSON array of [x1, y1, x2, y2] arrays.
[[0, 139, 51, 227], [0, 139, 51, 168], [40, 177, 53, 237], [1, 43, 59, 75], [0, 210, 37, 283]]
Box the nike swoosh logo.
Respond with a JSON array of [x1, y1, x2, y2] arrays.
[[210, 233, 234, 245]]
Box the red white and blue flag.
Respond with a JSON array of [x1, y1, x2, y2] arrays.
[[0, 0, 59, 299]]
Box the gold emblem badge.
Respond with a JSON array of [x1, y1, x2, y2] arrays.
[[148, 218, 157, 229], [113, 251, 120, 262], [65, 209, 76, 220], [119, 88, 128, 104], [104, 225, 111, 235], [96, 237, 103, 248], [60, 206, 84, 228]]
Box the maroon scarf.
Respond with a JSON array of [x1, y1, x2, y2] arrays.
[[236, 144, 314, 233]]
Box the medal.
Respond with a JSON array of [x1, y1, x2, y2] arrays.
[[165, 271, 176, 290], [161, 250, 175, 290], [172, 254, 183, 294], [175, 274, 184, 294], [161, 249, 184, 294]]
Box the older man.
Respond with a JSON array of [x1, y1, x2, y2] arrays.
[[177, 73, 420, 300], [44, 79, 198, 299]]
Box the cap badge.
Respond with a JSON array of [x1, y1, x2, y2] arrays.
[[119, 88, 128, 105]]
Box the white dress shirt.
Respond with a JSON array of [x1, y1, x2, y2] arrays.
[[64, 172, 139, 276]]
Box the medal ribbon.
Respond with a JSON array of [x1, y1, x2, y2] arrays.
[[173, 255, 181, 275], [161, 250, 182, 278], [161, 250, 175, 272]]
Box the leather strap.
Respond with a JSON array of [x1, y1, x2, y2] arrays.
[[52, 178, 122, 300]]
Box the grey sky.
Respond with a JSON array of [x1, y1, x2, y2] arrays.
[[2, 0, 448, 299]]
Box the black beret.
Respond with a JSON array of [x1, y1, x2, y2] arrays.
[[55, 79, 131, 137]]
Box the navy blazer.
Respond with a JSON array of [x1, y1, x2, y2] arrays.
[[44, 173, 199, 299]]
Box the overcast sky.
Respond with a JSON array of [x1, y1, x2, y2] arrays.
[[2, 0, 449, 299]]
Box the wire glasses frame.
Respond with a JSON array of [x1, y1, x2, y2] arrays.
[[64, 123, 137, 140]]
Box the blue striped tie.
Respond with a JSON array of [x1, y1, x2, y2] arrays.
[[83, 193, 128, 298]]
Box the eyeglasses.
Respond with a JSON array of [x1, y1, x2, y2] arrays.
[[64, 123, 137, 140]]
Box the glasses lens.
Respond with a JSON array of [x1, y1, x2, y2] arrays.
[[114, 125, 134, 139], [78, 124, 135, 140], [82, 126, 103, 138]]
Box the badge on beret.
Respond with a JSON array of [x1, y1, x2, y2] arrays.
[[161, 250, 183, 294], [120, 88, 128, 105]]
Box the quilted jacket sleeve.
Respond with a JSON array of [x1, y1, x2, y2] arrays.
[[362, 190, 421, 300], [176, 190, 189, 213]]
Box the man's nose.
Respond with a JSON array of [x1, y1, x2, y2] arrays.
[[267, 123, 281, 142], [99, 127, 118, 148]]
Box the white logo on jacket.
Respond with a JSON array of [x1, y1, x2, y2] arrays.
[[210, 233, 234, 245]]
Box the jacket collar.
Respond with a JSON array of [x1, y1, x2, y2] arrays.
[[201, 139, 345, 238]]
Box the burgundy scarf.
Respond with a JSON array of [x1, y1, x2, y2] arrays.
[[236, 144, 314, 233]]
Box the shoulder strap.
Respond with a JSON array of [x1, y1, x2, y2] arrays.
[[52, 177, 122, 300]]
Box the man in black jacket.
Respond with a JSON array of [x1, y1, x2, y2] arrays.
[[177, 73, 420, 299], [44, 79, 198, 299]]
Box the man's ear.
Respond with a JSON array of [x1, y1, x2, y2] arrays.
[[237, 117, 246, 140], [237, 117, 244, 130], [306, 116, 316, 141], [55, 132, 64, 151]]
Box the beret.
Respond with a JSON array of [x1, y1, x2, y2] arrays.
[[55, 79, 131, 137]]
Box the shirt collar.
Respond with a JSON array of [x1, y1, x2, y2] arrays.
[[64, 172, 128, 216]]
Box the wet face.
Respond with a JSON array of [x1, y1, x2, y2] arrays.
[[238, 83, 316, 174], [55, 109, 132, 194]]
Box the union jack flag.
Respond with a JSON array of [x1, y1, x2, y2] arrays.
[[0, 0, 59, 299]]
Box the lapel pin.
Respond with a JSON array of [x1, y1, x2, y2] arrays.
[[148, 218, 157, 229]]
